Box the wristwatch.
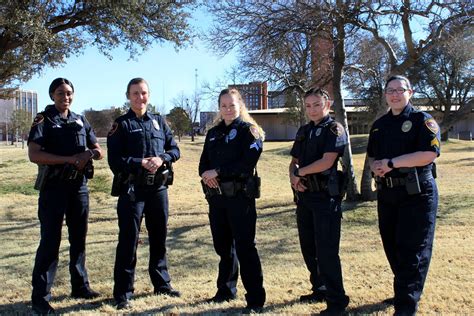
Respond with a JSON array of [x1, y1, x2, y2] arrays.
[[293, 168, 300, 177], [387, 159, 394, 169]]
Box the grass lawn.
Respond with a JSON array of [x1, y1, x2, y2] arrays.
[[0, 136, 473, 314]]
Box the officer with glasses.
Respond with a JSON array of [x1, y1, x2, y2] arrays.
[[367, 75, 440, 315]]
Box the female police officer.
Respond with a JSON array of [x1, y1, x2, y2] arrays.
[[289, 88, 349, 315], [367, 75, 440, 315], [199, 88, 266, 311], [28, 78, 103, 314], [107, 78, 180, 310]]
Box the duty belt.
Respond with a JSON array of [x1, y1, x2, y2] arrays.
[[202, 180, 245, 198], [133, 172, 165, 186], [376, 171, 433, 189], [376, 176, 406, 188]]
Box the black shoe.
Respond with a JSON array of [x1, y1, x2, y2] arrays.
[[320, 295, 349, 315], [154, 287, 181, 297], [383, 297, 395, 305], [243, 304, 264, 313], [116, 299, 131, 310], [300, 291, 326, 303], [32, 299, 55, 314], [206, 293, 236, 303], [71, 287, 100, 299]]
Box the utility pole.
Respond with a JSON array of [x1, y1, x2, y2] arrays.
[[191, 68, 198, 142]]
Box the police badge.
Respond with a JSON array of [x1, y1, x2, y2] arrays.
[[401, 120, 412, 132]]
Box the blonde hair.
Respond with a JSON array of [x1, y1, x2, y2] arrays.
[[214, 88, 265, 141]]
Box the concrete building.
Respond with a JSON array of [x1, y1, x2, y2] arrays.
[[0, 89, 38, 141]]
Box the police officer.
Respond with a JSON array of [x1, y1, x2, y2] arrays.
[[28, 78, 103, 314], [199, 88, 266, 311], [107, 78, 180, 310], [289, 88, 350, 315], [367, 75, 440, 315]]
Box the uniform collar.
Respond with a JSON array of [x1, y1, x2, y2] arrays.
[[127, 108, 151, 120], [310, 115, 331, 128], [388, 103, 413, 119], [45, 104, 77, 120], [219, 116, 242, 130]]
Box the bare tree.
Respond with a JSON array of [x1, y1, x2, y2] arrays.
[[345, 1, 473, 199], [410, 25, 473, 140], [204, 0, 361, 200]]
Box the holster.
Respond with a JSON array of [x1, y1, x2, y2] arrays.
[[399, 167, 421, 195], [84, 160, 94, 179], [244, 175, 261, 199], [201, 180, 222, 198], [34, 165, 50, 191], [111, 172, 125, 196]]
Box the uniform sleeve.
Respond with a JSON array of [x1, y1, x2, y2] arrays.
[[290, 126, 304, 158], [160, 117, 180, 163], [83, 116, 98, 147], [324, 122, 347, 155], [107, 120, 141, 174], [366, 122, 378, 158], [416, 113, 441, 156], [27, 114, 45, 146], [219, 126, 262, 178], [198, 132, 212, 176]]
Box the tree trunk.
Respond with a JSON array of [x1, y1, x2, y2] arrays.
[[331, 3, 360, 201], [360, 99, 388, 200], [360, 154, 377, 201]]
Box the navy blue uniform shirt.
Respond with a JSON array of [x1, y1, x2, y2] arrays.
[[367, 104, 441, 177], [290, 116, 347, 168], [28, 104, 97, 156], [107, 109, 180, 175], [199, 117, 262, 180]]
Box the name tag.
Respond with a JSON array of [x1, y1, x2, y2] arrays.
[[131, 128, 143, 133]]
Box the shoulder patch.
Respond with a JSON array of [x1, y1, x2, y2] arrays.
[[250, 126, 260, 139], [330, 122, 344, 136], [108, 122, 118, 137], [424, 118, 439, 134], [31, 114, 44, 127]]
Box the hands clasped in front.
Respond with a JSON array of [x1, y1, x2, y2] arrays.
[[141, 156, 164, 174], [370, 159, 392, 177]]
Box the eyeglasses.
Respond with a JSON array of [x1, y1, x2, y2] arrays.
[[385, 88, 409, 95]]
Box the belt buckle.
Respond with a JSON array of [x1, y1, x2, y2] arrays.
[[385, 177, 393, 188], [146, 174, 155, 185]]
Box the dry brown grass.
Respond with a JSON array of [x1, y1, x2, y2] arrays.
[[0, 137, 473, 314]]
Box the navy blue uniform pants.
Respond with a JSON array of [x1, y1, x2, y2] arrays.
[[208, 193, 266, 307], [296, 191, 348, 307], [113, 187, 171, 302], [377, 177, 438, 314], [32, 179, 91, 302]]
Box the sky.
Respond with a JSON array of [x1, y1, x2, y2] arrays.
[[21, 9, 237, 115]]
